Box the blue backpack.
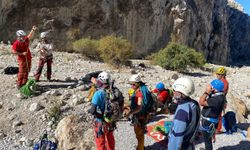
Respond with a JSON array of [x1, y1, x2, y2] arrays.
[[139, 84, 154, 115], [33, 133, 57, 150], [223, 111, 237, 134], [130, 84, 154, 115]]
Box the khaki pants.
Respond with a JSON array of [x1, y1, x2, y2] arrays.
[[133, 114, 149, 150]]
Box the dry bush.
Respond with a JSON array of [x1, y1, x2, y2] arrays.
[[98, 35, 133, 67]]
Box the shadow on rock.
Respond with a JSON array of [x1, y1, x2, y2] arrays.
[[181, 71, 209, 77], [217, 141, 250, 150], [148, 115, 167, 123], [237, 123, 250, 130], [37, 80, 78, 94], [145, 139, 167, 150]]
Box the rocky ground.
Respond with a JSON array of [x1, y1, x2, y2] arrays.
[[0, 50, 250, 150]]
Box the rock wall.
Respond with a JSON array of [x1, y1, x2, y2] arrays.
[[0, 0, 250, 65]]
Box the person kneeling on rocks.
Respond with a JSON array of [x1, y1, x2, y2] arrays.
[[34, 31, 53, 82], [151, 82, 173, 114]]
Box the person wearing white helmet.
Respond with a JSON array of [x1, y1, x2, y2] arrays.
[[12, 25, 37, 89], [124, 74, 152, 150], [168, 77, 200, 150], [88, 71, 116, 150], [34, 31, 53, 81]]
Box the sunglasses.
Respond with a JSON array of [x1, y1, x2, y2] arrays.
[[131, 83, 137, 86]]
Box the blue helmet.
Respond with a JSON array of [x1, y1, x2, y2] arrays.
[[211, 79, 224, 92], [156, 82, 165, 90]]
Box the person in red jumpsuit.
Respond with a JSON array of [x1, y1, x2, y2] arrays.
[[12, 26, 37, 89]]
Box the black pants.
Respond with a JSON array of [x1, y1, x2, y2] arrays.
[[201, 120, 218, 150]]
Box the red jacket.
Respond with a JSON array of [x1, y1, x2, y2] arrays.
[[12, 36, 32, 61]]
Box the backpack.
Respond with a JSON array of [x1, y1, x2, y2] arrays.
[[139, 84, 154, 115], [33, 133, 57, 150], [86, 85, 96, 102], [182, 100, 201, 148], [81, 71, 102, 84], [20, 79, 38, 97], [223, 111, 237, 134], [103, 82, 124, 123], [166, 88, 174, 101], [3, 66, 19, 74]]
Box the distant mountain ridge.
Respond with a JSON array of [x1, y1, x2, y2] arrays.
[[0, 0, 250, 65]]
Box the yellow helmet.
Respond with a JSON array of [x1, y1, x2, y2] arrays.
[[215, 67, 226, 75]]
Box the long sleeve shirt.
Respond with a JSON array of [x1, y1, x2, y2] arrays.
[[35, 42, 53, 59], [168, 99, 200, 150]]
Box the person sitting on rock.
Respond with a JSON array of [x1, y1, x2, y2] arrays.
[[151, 82, 173, 114], [34, 31, 53, 81], [88, 72, 115, 150]]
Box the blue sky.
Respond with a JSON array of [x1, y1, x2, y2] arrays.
[[235, 0, 250, 15]]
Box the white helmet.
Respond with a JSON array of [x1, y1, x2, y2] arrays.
[[129, 74, 141, 83], [172, 77, 195, 96], [40, 32, 48, 38], [98, 72, 110, 84], [16, 30, 26, 37]]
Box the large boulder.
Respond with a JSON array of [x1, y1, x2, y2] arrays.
[[230, 97, 249, 123], [247, 127, 250, 141], [55, 115, 95, 150]]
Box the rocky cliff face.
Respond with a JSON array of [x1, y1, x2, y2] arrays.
[[0, 0, 249, 65]]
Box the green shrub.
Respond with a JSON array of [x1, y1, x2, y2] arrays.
[[98, 35, 133, 67], [47, 102, 62, 121], [73, 38, 100, 60], [151, 42, 205, 71]]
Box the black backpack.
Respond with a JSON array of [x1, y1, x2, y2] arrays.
[[81, 71, 102, 84], [223, 111, 237, 134], [103, 81, 124, 123], [3, 67, 19, 74], [182, 100, 201, 149]]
